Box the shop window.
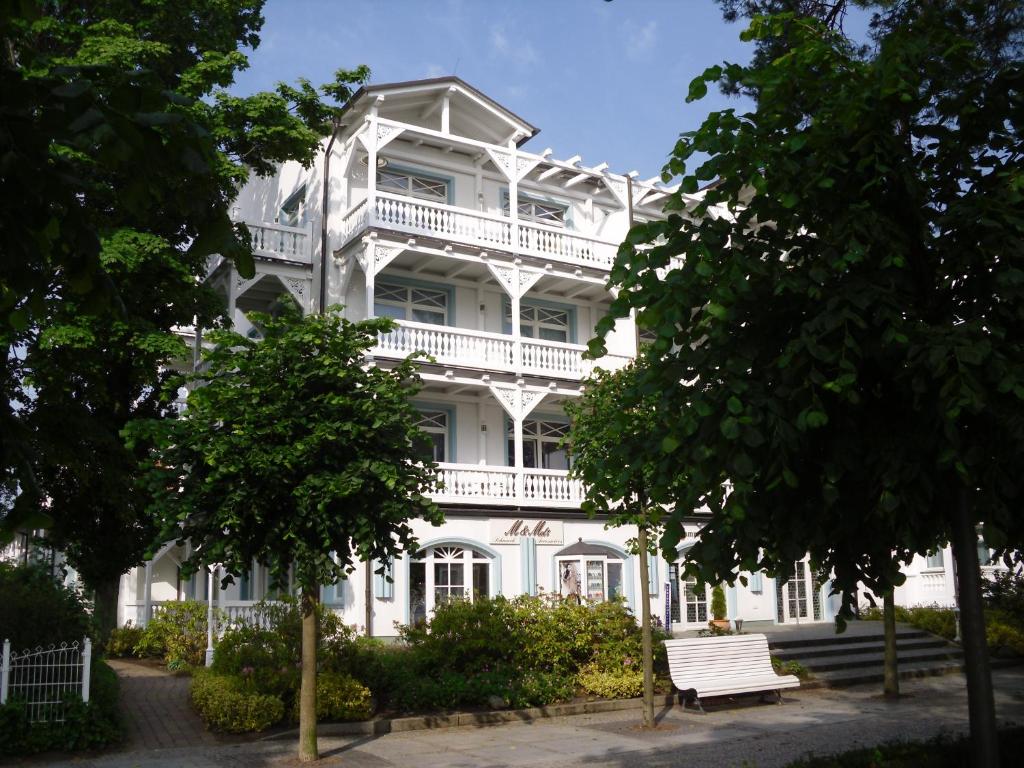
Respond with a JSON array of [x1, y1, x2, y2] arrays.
[[555, 541, 624, 604]]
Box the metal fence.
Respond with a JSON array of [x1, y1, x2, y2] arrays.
[[1, 638, 92, 722]]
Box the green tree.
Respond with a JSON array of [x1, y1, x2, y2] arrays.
[[592, 3, 1022, 765], [567, 364, 666, 728], [1, 1, 368, 636], [129, 302, 443, 762]]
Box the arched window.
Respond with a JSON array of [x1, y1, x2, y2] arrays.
[[409, 544, 494, 625], [554, 541, 625, 603]]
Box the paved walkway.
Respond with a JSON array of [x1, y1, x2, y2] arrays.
[[106, 659, 217, 751], [23, 667, 1024, 768]]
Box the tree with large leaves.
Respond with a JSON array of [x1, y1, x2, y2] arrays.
[[1, 0, 368, 636], [591, 3, 1023, 765], [129, 302, 443, 762]]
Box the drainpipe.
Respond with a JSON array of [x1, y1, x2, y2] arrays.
[[319, 118, 346, 314]]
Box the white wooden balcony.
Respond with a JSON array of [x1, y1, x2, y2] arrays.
[[373, 319, 630, 379], [434, 463, 583, 508], [248, 220, 313, 264], [340, 192, 617, 270]]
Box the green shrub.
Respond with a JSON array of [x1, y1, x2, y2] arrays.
[[106, 623, 144, 658], [711, 584, 727, 621], [0, 562, 93, 651], [190, 668, 284, 733], [577, 664, 644, 699], [859, 603, 957, 641], [0, 660, 121, 755], [772, 656, 810, 680], [290, 672, 372, 722], [983, 571, 1024, 628], [134, 600, 218, 668], [986, 616, 1024, 656]]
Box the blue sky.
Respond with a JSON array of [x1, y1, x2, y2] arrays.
[[230, 0, 770, 181]]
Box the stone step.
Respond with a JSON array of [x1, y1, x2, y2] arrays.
[[768, 628, 928, 650], [772, 637, 951, 661], [812, 658, 965, 688], [797, 646, 963, 673]]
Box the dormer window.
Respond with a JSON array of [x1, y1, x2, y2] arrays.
[[279, 185, 306, 227], [377, 168, 450, 203]]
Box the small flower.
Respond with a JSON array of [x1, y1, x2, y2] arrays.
[[241, 666, 254, 677], [623, 657, 634, 667]]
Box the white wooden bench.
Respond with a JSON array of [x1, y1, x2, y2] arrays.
[[663, 633, 800, 713]]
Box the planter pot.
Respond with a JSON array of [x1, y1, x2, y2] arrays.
[[709, 619, 731, 631]]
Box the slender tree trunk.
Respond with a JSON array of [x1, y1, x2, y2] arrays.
[[298, 582, 319, 763], [951, 487, 999, 768], [637, 524, 655, 729], [92, 576, 121, 646], [883, 590, 899, 698]]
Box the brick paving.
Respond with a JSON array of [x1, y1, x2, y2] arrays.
[[106, 659, 218, 751]]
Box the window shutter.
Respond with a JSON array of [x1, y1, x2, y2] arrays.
[[647, 554, 658, 596], [749, 572, 764, 593], [520, 537, 537, 596], [374, 559, 394, 600]]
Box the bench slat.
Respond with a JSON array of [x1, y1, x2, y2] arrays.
[[663, 633, 800, 700]]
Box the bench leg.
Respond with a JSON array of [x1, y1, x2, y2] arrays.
[[679, 688, 705, 715], [759, 690, 784, 705]]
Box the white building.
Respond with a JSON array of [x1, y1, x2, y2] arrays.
[[118, 77, 970, 635]]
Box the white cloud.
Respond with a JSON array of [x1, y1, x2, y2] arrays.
[[489, 24, 539, 68], [627, 20, 658, 60]]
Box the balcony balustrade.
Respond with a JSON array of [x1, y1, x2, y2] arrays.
[[339, 192, 617, 270], [248, 220, 313, 264], [373, 319, 630, 379], [434, 463, 583, 508]]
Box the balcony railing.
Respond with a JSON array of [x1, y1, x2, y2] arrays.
[[248, 221, 313, 264], [340, 192, 617, 270], [434, 463, 583, 508], [373, 320, 630, 379]]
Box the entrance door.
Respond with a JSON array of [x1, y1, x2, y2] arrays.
[[775, 560, 813, 624], [682, 574, 708, 626]]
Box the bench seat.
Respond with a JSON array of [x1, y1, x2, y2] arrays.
[[664, 633, 800, 712]]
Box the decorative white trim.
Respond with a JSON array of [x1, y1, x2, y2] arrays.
[[488, 384, 546, 419], [485, 147, 514, 180], [234, 273, 262, 299], [371, 244, 402, 275], [603, 176, 630, 209], [283, 277, 307, 302], [516, 155, 542, 181], [376, 124, 404, 150]]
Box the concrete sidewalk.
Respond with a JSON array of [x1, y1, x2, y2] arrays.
[[24, 668, 1024, 768]]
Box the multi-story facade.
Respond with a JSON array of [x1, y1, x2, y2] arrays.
[[118, 77, 970, 635]]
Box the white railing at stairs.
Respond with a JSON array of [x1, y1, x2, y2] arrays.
[[340, 192, 617, 270], [247, 220, 313, 264]]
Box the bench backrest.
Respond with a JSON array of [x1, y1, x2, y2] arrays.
[[663, 633, 775, 684]]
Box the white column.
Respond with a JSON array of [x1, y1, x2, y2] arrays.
[[367, 96, 382, 213], [365, 250, 376, 320], [81, 638, 92, 703], [508, 137, 520, 252], [513, 413, 525, 501], [142, 561, 153, 628]]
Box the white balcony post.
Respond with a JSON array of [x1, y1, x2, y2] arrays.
[[365, 250, 376, 319], [367, 97, 382, 220], [513, 415, 525, 501], [511, 275, 522, 376], [142, 560, 153, 628], [508, 137, 520, 255], [205, 565, 215, 667]]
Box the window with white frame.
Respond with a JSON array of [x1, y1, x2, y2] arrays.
[[503, 192, 568, 227], [503, 301, 572, 342], [415, 409, 449, 463], [925, 549, 945, 570], [409, 545, 492, 625], [374, 282, 448, 325], [377, 168, 449, 202], [506, 418, 570, 470]]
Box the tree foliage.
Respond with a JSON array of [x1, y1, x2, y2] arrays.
[[0, 0, 368, 631], [592, 0, 1024, 615]]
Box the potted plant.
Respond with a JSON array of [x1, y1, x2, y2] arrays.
[[709, 585, 730, 631]]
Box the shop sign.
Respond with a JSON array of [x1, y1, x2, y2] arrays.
[[490, 519, 564, 546]]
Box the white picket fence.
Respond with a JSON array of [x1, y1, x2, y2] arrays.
[[1, 638, 92, 723]]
